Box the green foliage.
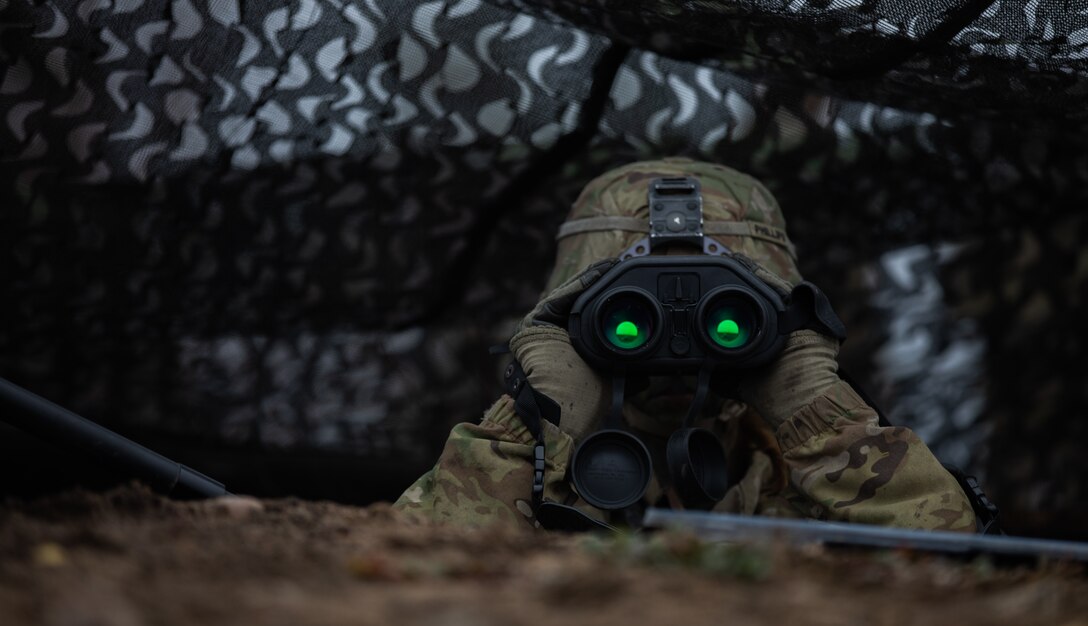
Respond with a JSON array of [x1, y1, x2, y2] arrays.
[[577, 530, 773, 582]]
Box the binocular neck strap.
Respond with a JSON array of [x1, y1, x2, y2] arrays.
[[683, 365, 714, 428], [605, 373, 626, 430], [503, 359, 560, 509], [503, 359, 620, 533]]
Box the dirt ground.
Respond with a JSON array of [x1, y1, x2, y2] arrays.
[[1, 485, 1086, 626]]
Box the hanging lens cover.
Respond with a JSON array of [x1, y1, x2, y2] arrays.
[[568, 256, 788, 373], [570, 429, 653, 510], [666, 427, 729, 510]]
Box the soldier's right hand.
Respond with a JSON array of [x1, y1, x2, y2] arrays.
[[507, 259, 617, 444]]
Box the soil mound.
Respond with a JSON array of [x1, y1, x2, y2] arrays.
[[1, 485, 1085, 626]]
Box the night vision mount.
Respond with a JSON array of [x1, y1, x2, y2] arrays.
[[648, 176, 705, 249]]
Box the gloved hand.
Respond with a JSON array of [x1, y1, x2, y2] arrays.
[[728, 252, 842, 432], [740, 329, 841, 431], [507, 259, 618, 444]]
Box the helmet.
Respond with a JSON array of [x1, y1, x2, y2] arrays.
[[545, 157, 801, 293]]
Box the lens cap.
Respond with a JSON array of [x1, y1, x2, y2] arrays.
[[666, 427, 729, 510], [570, 430, 653, 510]]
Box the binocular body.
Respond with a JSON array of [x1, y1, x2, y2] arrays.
[[562, 254, 802, 512], [568, 256, 790, 373]]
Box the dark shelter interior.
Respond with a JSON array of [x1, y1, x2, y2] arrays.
[[1, 0, 1086, 539]]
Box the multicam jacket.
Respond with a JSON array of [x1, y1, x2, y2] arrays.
[[394, 378, 978, 531], [395, 158, 977, 532]]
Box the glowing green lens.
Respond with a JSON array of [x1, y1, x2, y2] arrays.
[[717, 319, 740, 341], [615, 321, 640, 342], [601, 296, 654, 351], [706, 300, 753, 349]]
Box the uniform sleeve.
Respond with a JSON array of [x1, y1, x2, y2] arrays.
[[392, 395, 578, 529], [773, 379, 977, 531]]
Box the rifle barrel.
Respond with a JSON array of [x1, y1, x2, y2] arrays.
[[643, 508, 1088, 562], [0, 377, 227, 499]]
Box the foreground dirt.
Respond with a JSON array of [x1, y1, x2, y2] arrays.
[[1, 486, 1086, 626]]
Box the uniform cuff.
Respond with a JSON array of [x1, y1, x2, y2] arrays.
[[481, 395, 538, 446], [774, 379, 875, 453], [482, 395, 573, 475]]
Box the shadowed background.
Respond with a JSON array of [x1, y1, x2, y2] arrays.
[[1, 0, 1085, 538]]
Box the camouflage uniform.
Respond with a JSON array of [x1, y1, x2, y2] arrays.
[[395, 158, 976, 532]]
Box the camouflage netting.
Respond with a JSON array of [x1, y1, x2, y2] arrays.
[[494, 0, 1088, 120], [1, 0, 1086, 535]]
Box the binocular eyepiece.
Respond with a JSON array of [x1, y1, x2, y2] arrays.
[[569, 256, 789, 373], [596, 286, 764, 355]]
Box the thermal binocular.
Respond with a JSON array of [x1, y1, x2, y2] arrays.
[[563, 254, 804, 512], [568, 255, 791, 374]]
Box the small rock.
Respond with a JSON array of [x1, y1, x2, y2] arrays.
[[210, 495, 265, 518], [33, 542, 66, 567], [347, 554, 399, 581]]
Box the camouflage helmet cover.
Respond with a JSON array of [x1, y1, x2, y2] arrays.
[[545, 157, 802, 292]]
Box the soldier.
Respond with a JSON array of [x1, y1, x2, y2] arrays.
[[395, 158, 977, 532]]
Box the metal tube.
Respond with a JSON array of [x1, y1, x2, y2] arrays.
[[0, 376, 227, 499], [643, 508, 1088, 562]]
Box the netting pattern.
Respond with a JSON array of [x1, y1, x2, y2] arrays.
[[491, 0, 1088, 120], [2, 0, 1086, 530]]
